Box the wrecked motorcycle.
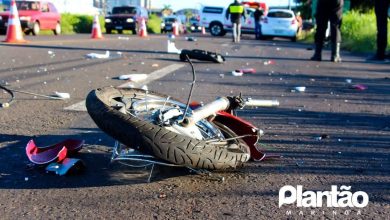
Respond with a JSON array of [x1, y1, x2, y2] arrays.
[[86, 59, 278, 170]]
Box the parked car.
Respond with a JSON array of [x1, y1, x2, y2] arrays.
[[260, 9, 299, 42], [189, 16, 202, 32], [199, 5, 256, 36], [160, 16, 184, 34], [0, 0, 61, 35], [104, 6, 148, 34]]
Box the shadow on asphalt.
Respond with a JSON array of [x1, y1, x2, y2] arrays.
[[0, 130, 192, 190]]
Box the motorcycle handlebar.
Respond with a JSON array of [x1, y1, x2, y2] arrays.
[[245, 99, 279, 107], [181, 97, 279, 127], [181, 97, 230, 127]]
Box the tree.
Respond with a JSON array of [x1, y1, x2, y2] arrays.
[[161, 4, 173, 16], [184, 9, 193, 22]]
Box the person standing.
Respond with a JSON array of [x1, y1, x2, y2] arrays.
[[296, 11, 303, 36], [226, 0, 246, 43], [310, 0, 344, 62], [254, 7, 264, 39], [368, 0, 390, 61]]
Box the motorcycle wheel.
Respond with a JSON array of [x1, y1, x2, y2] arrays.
[[86, 87, 250, 170]]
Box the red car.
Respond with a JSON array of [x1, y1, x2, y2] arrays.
[[0, 0, 61, 35]]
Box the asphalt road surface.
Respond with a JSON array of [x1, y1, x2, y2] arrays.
[[0, 33, 389, 219]]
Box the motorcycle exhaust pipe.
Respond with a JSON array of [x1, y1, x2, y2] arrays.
[[181, 97, 230, 127]]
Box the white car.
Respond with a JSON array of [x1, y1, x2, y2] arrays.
[[260, 9, 299, 41]]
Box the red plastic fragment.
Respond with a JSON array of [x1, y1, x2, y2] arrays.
[[26, 139, 84, 165]]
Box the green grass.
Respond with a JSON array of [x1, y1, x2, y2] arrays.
[[341, 10, 379, 52], [300, 10, 390, 53]]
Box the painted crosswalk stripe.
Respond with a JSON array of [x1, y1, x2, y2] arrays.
[[64, 63, 185, 112]]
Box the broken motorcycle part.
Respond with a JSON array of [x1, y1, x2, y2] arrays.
[[26, 139, 84, 165], [179, 49, 225, 63]]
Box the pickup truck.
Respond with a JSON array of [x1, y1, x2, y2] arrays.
[[104, 6, 148, 34], [200, 5, 256, 36]]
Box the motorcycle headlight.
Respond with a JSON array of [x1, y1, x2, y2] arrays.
[[126, 18, 134, 23], [105, 18, 111, 23], [19, 16, 31, 21]]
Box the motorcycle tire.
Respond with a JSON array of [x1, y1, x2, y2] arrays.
[[86, 87, 250, 170]]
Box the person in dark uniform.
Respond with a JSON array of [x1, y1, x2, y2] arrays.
[[254, 7, 264, 39], [226, 0, 246, 43], [368, 0, 390, 61], [310, 0, 344, 62]]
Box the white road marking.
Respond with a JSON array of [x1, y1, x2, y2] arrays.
[[64, 64, 185, 112]]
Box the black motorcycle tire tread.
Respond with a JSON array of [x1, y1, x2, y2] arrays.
[[86, 87, 250, 170]]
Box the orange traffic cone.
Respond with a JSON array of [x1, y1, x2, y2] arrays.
[[138, 18, 148, 37], [201, 26, 206, 35], [3, 0, 26, 43], [91, 15, 103, 39], [173, 21, 179, 36]]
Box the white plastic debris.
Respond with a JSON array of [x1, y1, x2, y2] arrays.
[[141, 85, 148, 90], [118, 73, 148, 82], [118, 36, 130, 40], [53, 92, 70, 99], [294, 86, 306, 92], [85, 51, 110, 59], [232, 70, 243, 76], [167, 40, 181, 54]]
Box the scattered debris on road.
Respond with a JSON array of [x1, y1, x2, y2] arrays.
[[263, 60, 275, 65], [117, 73, 148, 82], [232, 70, 243, 76], [180, 49, 225, 63], [46, 158, 85, 176], [351, 84, 367, 91], [118, 36, 130, 40], [293, 86, 306, 92], [185, 37, 197, 42], [85, 51, 110, 59], [26, 139, 84, 165], [52, 92, 70, 99]]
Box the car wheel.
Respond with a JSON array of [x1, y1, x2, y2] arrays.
[[117, 30, 123, 34], [132, 28, 137, 35], [32, 22, 40, 36], [24, 30, 31, 35], [209, 22, 224, 36], [53, 23, 61, 35], [106, 29, 112, 34]]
